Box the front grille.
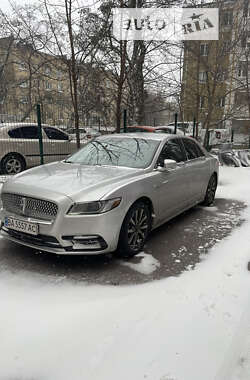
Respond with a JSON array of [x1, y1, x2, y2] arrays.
[[2, 193, 58, 221], [3, 227, 62, 248]]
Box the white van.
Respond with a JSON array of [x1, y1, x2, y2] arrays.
[[199, 129, 230, 146]]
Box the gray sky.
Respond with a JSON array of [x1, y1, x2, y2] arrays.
[[0, 0, 11, 12]]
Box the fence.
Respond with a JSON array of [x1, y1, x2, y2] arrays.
[[1, 103, 250, 175], [0, 104, 116, 175]]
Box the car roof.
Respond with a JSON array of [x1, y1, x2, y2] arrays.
[[127, 125, 155, 131], [155, 126, 184, 133], [98, 132, 184, 141], [0, 122, 51, 130]]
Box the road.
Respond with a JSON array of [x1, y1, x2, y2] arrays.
[[0, 197, 245, 285]]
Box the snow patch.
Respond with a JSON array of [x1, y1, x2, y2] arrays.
[[120, 252, 160, 275], [1, 167, 250, 380]]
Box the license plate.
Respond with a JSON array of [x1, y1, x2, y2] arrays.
[[4, 216, 39, 236]]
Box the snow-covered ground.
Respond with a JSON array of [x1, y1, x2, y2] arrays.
[[1, 167, 250, 380]]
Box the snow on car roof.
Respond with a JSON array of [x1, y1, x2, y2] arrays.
[[98, 132, 178, 141]]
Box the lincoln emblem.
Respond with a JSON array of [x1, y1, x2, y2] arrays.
[[20, 197, 27, 215]]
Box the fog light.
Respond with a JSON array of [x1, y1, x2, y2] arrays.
[[72, 235, 101, 250], [62, 235, 108, 251]]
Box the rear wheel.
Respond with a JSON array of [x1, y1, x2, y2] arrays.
[[118, 201, 151, 258], [202, 174, 217, 206], [1, 153, 26, 174]]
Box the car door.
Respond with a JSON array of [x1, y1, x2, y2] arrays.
[[181, 138, 210, 202], [153, 138, 190, 222], [17, 125, 42, 168], [43, 127, 75, 163]]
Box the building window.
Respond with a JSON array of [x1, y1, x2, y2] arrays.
[[19, 81, 29, 88], [216, 70, 226, 82], [217, 96, 225, 107], [200, 43, 209, 56], [57, 70, 63, 79], [46, 96, 53, 104], [238, 62, 247, 77], [44, 66, 51, 76], [222, 40, 231, 55], [58, 82, 63, 92], [33, 78, 40, 87], [222, 11, 233, 26], [19, 96, 29, 104], [18, 62, 27, 71], [234, 91, 248, 105], [45, 80, 52, 90], [199, 96, 205, 109], [199, 71, 207, 83]]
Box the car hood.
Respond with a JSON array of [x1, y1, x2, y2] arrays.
[[3, 162, 142, 202]]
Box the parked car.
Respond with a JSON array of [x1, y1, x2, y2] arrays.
[[85, 127, 101, 139], [126, 125, 155, 133], [0, 133, 218, 257], [66, 127, 87, 140], [126, 125, 184, 135], [154, 126, 184, 135], [0, 123, 77, 174]]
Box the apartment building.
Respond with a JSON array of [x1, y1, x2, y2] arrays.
[[182, 0, 250, 136], [0, 37, 115, 128]]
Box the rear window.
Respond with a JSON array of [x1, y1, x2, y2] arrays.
[[44, 127, 68, 140]]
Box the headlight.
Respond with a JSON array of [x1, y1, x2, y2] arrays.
[[67, 197, 122, 215]]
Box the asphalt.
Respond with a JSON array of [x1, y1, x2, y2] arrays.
[[0, 198, 245, 285]]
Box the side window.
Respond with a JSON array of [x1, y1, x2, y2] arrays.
[[8, 127, 23, 138], [21, 126, 39, 139], [44, 127, 68, 140], [182, 138, 205, 160], [195, 143, 205, 157], [157, 139, 186, 166]]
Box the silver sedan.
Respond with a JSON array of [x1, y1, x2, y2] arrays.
[[0, 133, 218, 257]]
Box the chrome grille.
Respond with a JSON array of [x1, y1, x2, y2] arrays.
[[1, 193, 58, 220]]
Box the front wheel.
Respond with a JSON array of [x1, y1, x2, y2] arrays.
[[202, 174, 217, 206], [118, 202, 151, 258], [1, 153, 26, 174]]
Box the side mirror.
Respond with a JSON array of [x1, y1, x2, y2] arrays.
[[164, 159, 177, 169], [157, 159, 177, 172]]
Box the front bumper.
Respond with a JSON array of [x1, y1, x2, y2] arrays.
[[0, 205, 124, 255]]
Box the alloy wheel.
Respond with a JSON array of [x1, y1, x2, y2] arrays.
[[206, 175, 217, 204], [5, 158, 22, 174], [127, 207, 149, 251]]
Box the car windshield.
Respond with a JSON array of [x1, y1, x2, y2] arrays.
[[65, 137, 160, 169]]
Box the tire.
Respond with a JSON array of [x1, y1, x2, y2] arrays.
[[202, 174, 217, 206], [118, 201, 151, 258], [1, 153, 26, 175]]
